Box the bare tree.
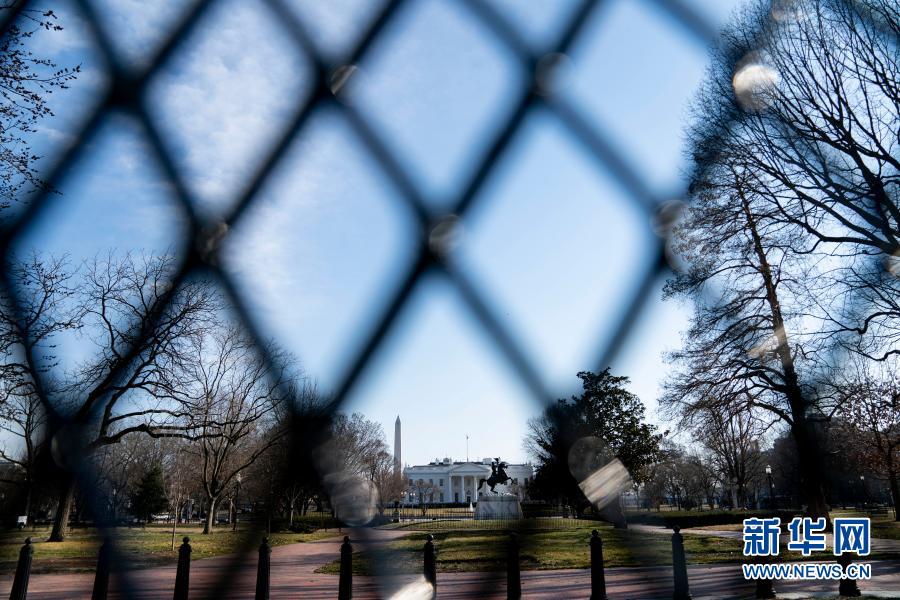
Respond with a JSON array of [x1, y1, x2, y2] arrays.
[[368, 446, 405, 518], [169, 325, 288, 534], [692, 1, 899, 297], [250, 385, 327, 529], [316, 412, 401, 523], [0, 390, 45, 518], [649, 443, 706, 511], [327, 413, 388, 476], [91, 433, 164, 523], [48, 253, 218, 541], [162, 439, 198, 549], [693, 407, 768, 509], [0, 5, 79, 205], [688, 0, 900, 353], [0, 254, 79, 521], [676, 0, 900, 522], [834, 357, 900, 520], [689, 455, 720, 510], [638, 461, 668, 511], [663, 164, 830, 519], [410, 478, 437, 516]]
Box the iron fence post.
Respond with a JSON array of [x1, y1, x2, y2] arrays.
[[9, 538, 33, 600], [173, 536, 192, 600], [507, 532, 521, 599], [339, 536, 352, 600], [590, 530, 607, 600], [255, 537, 271, 600], [423, 533, 437, 592], [754, 552, 775, 599], [754, 574, 776, 598], [672, 526, 692, 600], [92, 538, 111, 600], [837, 554, 861, 597]]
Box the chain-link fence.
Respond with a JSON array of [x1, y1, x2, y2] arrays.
[[0, 0, 877, 597]]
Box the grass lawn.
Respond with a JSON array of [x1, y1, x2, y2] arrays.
[[821, 509, 900, 541], [671, 510, 900, 540], [688, 523, 744, 532], [870, 518, 900, 541], [379, 517, 568, 531], [318, 519, 900, 576], [317, 522, 746, 575], [0, 524, 338, 573]]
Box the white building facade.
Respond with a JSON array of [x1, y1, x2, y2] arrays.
[[403, 458, 534, 504]]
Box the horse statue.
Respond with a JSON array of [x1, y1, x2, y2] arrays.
[[478, 457, 512, 493]]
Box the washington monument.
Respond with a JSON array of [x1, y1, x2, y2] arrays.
[[394, 415, 401, 474]]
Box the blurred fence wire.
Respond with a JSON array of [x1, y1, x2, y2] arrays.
[[0, 0, 824, 597]]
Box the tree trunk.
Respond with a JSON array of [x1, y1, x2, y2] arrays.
[[603, 494, 628, 529], [790, 417, 830, 523], [741, 193, 831, 526], [49, 478, 76, 542], [22, 482, 33, 522], [888, 469, 900, 522], [171, 504, 179, 551], [202, 497, 216, 534]]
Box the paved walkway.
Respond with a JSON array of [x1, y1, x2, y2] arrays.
[[2, 529, 899, 598]]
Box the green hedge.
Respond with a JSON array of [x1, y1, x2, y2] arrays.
[[626, 509, 799, 529], [268, 514, 340, 533]]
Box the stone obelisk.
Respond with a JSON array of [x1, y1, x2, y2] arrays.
[[394, 415, 402, 475]]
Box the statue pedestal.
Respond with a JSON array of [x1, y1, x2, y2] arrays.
[[474, 495, 523, 520]]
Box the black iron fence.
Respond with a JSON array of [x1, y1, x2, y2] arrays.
[[6, 526, 878, 599], [0, 0, 891, 597]]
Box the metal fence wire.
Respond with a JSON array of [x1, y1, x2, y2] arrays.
[[0, 0, 863, 597]]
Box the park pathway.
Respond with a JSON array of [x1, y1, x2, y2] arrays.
[[2, 528, 899, 598]]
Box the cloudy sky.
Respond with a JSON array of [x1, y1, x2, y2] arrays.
[[15, 0, 745, 467]]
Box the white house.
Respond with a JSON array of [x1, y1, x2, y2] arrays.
[[403, 457, 534, 504]]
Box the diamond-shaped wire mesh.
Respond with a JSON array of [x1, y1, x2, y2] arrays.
[[0, 0, 840, 597]]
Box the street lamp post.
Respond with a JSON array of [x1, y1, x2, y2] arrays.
[[859, 474, 868, 508], [765, 465, 775, 509], [233, 473, 242, 532]]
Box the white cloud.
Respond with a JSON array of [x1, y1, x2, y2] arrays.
[[86, 0, 187, 67], [146, 0, 312, 216]]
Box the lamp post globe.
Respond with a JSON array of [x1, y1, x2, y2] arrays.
[[233, 473, 243, 531]]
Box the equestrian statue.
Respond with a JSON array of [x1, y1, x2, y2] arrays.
[[478, 457, 512, 494]]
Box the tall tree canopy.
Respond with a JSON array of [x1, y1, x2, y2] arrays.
[[668, 0, 900, 523], [525, 370, 663, 525]]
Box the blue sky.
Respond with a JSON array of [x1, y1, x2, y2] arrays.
[[13, 0, 744, 466]]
